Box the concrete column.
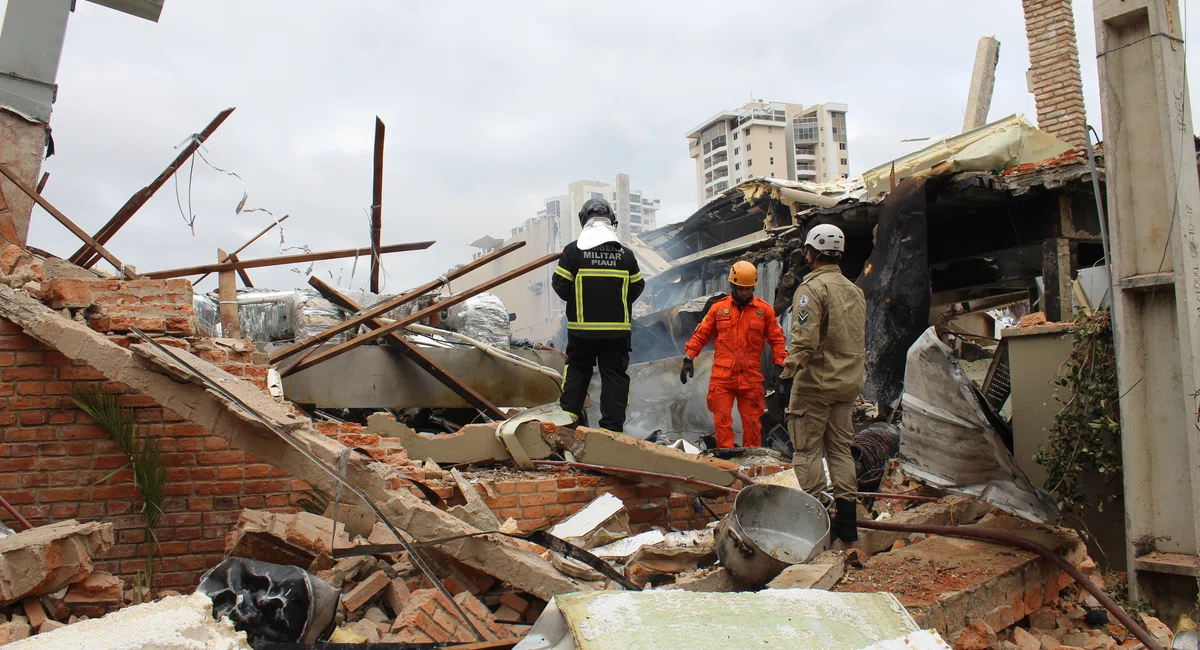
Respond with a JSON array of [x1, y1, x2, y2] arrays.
[[615, 173, 631, 243], [962, 37, 1001, 132], [0, 111, 46, 246], [1094, 0, 1200, 618]]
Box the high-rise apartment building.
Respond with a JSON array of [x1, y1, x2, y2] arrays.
[[686, 101, 850, 207]]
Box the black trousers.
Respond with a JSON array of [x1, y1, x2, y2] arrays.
[[559, 335, 631, 433]]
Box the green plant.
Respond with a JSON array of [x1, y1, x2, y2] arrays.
[[71, 388, 167, 591], [1034, 308, 1122, 517]]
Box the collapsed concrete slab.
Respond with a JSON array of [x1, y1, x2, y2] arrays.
[[0, 520, 114, 606], [542, 426, 743, 495], [0, 284, 587, 602], [369, 415, 553, 466]]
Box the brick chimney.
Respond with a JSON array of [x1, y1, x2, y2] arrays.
[[1021, 0, 1088, 150]]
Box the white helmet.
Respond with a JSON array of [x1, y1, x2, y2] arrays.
[[804, 224, 845, 253]]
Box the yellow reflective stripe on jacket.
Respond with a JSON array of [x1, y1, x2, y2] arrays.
[[572, 269, 633, 329], [629, 272, 643, 283], [555, 266, 575, 281], [568, 322, 632, 331]]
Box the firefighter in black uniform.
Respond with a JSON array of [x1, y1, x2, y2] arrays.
[[552, 198, 645, 433]]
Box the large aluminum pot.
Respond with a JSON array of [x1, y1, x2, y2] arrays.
[[715, 483, 830, 587]]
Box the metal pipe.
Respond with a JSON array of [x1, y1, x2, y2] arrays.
[[0, 493, 32, 530], [1084, 125, 1115, 308], [532, 460, 740, 495], [856, 519, 1163, 650], [854, 491, 941, 503]]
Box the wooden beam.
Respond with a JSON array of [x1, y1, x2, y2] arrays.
[[370, 117, 385, 293], [281, 253, 558, 377], [269, 240, 527, 364], [35, 172, 48, 193], [307, 276, 506, 419], [0, 162, 137, 278], [196, 214, 290, 284], [217, 248, 240, 338], [140, 240, 435, 280], [71, 107, 237, 268], [229, 253, 253, 288]]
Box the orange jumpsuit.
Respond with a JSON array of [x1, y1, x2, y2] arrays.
[[685, 295, 787, 448]]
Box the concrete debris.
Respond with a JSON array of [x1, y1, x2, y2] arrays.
[[322, 503, 377, 540], [624, 545, 717, 588], [591, 530, 667, 561], [659, 565, 742, 593], [541, 425, 743, 495], [370, 414, 553, 466], [0, 520, 114, 607], [226, 510, 355, 567], [765, 551, 846, 590], [547, 493, 630, 549], [448, 468, 501, 532], [5, 592, 251, 649]]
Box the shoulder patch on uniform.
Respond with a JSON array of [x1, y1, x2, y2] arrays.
[[797, 309, 810, 324], [797, 294, 809, 307], [756, 310, 764, 318]]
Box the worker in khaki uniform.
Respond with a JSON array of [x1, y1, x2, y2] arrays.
[[781, 224, 866, 544]]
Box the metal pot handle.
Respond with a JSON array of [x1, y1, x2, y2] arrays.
[[726, 526, 755, 558]]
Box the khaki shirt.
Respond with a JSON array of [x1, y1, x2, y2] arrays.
[[782, 264, 866, 407]]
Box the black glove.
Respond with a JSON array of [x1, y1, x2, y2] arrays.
[[680, 357, 694, 384], [773, 363, 785, 378], [777, 375, 794, 401]]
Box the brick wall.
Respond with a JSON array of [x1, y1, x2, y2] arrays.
[[0, 273, 303, 590], [1022, 0, 1088, 150]]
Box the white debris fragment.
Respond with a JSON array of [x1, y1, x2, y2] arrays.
[[8, 592, 252, 650], [592, 531, 667, 560], [548, 493, 629, 547], [668, 439, 701, 454]]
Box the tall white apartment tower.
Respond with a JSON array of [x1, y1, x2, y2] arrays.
[[686, 101, 849, 207]]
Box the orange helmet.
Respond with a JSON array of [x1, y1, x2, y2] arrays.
[[728, 261, 758, 287]]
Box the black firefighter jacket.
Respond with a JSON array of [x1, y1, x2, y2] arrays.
[[552, 241, 645, 339]]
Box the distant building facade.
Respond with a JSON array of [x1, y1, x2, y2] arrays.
[[686, 101, 849, 207]]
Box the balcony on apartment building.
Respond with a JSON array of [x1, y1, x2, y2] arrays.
[[737, 108, 788, 125], [702, 135, 728, 155]]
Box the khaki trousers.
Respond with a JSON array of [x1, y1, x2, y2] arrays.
[[787, 398, 857, 500]]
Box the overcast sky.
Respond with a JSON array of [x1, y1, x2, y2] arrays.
[[23, 1, 1200, 294]]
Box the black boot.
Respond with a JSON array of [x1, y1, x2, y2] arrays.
[[833, 498, 858, 544]]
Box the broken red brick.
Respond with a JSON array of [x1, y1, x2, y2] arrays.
[[64, 572, 122, 604], [343, 570, 390, 612]]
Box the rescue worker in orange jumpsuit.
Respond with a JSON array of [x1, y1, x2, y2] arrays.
[[680, 261, 787, 449]]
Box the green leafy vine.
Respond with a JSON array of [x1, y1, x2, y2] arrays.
[[1034, 308, 1122, 517]]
